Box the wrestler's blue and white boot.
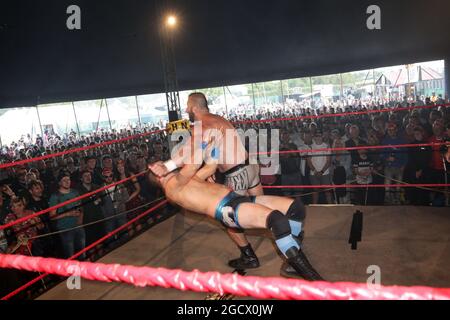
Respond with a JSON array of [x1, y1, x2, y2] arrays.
[[267, 209, 323, 281], [282, 198, 308, 278]]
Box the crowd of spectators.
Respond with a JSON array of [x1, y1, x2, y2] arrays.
[[0, 127, 170, 298], [231, 96, 450, 206]]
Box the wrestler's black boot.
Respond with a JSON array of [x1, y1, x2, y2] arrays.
[[228, 244, 260, 269], [280, 231, 306, 277], [285, 247, 324, 281]]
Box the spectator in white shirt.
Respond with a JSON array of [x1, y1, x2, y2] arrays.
[[307, 130, 333, 204]]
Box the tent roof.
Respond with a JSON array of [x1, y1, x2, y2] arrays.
[[1, 0, 449, 108]]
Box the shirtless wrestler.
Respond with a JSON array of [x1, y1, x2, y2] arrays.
[[152, 92, 264, 270], [148, 160, 323, 281]]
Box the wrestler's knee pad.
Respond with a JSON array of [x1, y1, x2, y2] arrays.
[[287, 197, 306, 221], [287, 197, 305, 238], [266, 210, 290, 239], [266, 210, 299, 257]]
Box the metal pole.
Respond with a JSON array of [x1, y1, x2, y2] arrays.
[[280, 80, 285, 110], [223, 86, 228, 118], [442, 156, 449, 206], [35, 105, 44, 139], [104, 99, 113, 131], [135, 96, 142, 128], [71, 102, 81, 137], [445, 58, 450, 99], [251, 83, 257, 113], [406, 65, 410, 99], [65, 108, 69, 134], [309, 77, 313, 109], [95, 99, 103, 132], [372, 69, 376, 103], [159, 12, 181, 122], [262, 82, 267, 104], [340, 73, 344, 105]]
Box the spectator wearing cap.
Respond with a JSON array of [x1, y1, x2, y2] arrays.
[[381, 122, 408, 205], [48, 171, 86, 258], [309, 122, 318, 136], [100, 168, 129, 245], [307, 129, 333, 204]]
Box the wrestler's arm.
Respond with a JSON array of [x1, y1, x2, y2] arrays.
[[172, 142, 205, 186], [174, 163, 202, 186], [195, 162, 218, 181]]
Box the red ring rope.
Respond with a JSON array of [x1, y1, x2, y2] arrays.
[[251, 142, 447, 156], [1, 199, 168, 300], [0, 253, 449, 300], [263, 184, 450, 189]]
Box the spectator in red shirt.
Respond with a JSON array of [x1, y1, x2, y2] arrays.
[[428, 119, 446, 172]]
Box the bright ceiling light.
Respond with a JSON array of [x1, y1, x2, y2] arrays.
[[166, 15, 177, 27]]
